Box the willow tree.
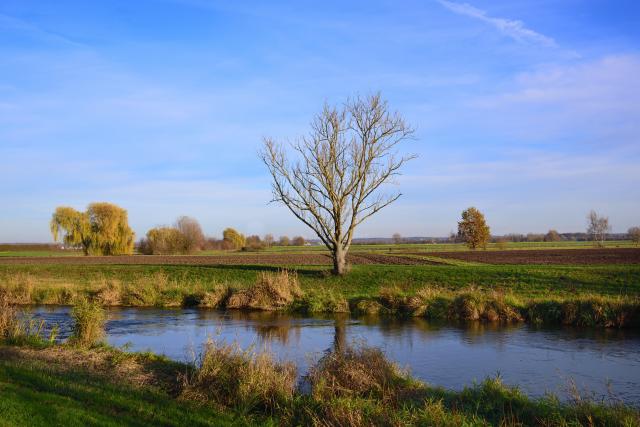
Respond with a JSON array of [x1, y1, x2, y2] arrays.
[[261, 94, 415, 275], [50, 202, 135, 255]]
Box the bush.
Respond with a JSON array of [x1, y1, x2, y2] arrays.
[[70, 299, 106, 347], [181, 339, 296, 414]]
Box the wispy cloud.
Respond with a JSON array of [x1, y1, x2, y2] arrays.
[[0, 13, 83, 47], [437, 0, 556, 47]]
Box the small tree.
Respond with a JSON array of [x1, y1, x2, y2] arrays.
[[628, 227, 640, 246], [457, 207, 490, 250], [261, 94, 415, 275], [292, 236, 305, 246], [50, 202, 135, 255], [175, 216, 205, 253], [587, 210, 610, 247], [264, 234, 275, 247], [544, 229, 562, 242], [245, 235, 263, 250], [392, 233, 403, 244], [223, 228, 246, 250], [279, 236, 290, 246]]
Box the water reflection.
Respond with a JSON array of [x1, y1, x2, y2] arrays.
[[27, 306, 640, 406]]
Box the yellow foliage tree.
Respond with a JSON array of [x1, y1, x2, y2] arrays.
[[145, 227, 185, 255], [223, 228, 246, 250], [50, 202, 135, 255], [457, 207, 490, 250]]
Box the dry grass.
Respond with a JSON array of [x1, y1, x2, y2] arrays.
[[309, 345, 416, 402], [69, 298, 106, 347], [180, 338, 297, 414], [227, 269, 302, 310], [0, 289, 18, 339]]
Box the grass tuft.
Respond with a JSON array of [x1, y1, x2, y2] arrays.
[[69, 298, 106, 347], [181, 338, 297, 415]]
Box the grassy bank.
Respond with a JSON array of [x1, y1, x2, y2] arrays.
[[1, 263, 639, 327], [1, 341, 638, 426]]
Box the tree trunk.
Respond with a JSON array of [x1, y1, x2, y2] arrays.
[[332, 246, 347, 275]]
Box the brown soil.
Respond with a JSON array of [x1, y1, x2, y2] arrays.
[[0, 253, 426, 266], [1, 248, 637, 266], [410, 248, 640, 265]]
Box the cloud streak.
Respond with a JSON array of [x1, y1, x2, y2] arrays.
[[437, 0, 556, 47]]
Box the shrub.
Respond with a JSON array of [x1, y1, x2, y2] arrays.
[[70, 299, 106, 347], [181, 339, 296, 414]]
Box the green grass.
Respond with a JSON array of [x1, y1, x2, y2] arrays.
[[0, 349, 247, 426], [1, 262, 638, 299]]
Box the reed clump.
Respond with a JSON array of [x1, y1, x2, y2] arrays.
[[0, 290, 18, 339], [181, 339, 297, 414], [227, 270, 302, 311], [69, 298, 106, 347]]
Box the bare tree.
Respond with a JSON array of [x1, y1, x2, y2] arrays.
[[587, 210, 611, 247], [263, 234, 275, 247], [175, 216, 205, 253], [392, 233, 403, 244], [261, 94, 415, 275], [629, 227, 640, 246]]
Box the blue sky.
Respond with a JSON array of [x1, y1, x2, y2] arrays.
[[1, 0, 639, 242]]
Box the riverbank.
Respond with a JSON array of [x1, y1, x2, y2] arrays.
[[1, 263, 639, 327], [1, 341, 638, 426]]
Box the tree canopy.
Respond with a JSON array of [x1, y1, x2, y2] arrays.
[[457, 207, 490, 250], [50, 202, 135, 255]]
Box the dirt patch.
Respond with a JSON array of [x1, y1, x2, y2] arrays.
[[406, 248, 640, 265]]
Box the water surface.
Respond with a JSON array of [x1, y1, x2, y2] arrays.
[[27, 306, 640, 406]]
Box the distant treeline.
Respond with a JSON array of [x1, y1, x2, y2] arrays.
[[348, 232, 634, 245], [0, 243, 72, 251]]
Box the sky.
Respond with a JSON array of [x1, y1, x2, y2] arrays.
[[1, 0, 639, 242]]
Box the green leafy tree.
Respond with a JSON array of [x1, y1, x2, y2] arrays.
[[457, 207, 490, 250], [50, 202, 135, 255], [223, 228, 246, 250]]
